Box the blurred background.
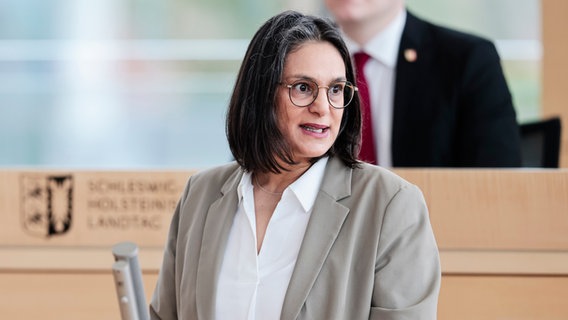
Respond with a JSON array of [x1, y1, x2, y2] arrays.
[[0, 0, 541, 169]]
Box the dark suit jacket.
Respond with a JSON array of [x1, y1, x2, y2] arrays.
[[391, 11, 522, 167], [150, 157, 440, 319]]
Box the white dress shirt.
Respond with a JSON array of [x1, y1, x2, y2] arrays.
[[214, 157, 329, 320], [344, 10, 406, 167]]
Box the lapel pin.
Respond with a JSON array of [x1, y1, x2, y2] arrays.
[[404, 48, 417, 62]]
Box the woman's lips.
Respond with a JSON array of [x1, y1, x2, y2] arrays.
[[300, 124, 329, 134]]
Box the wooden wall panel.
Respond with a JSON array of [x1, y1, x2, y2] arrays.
[[395, 169, 568, 250], [2, 169, 568, 319], [542, 0, 568, 168], [0, 271, 158, 320], [3, 169, 567, 256], [439, 275, 568, 320], [2, 272, 568, 320]]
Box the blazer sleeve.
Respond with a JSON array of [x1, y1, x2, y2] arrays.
[[370, 184, 441, 320], [149, 181, 188, 320]]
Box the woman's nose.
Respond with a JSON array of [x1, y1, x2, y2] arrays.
[[309, 87, 331, 113]]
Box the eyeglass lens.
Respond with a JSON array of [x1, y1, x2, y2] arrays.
[[288, 80, 354, 108]]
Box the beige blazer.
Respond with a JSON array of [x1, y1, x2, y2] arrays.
[[150, 157, 441, 319]]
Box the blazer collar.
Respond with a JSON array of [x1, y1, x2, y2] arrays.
[[280, 157, 352, 320], [196, 164, 243, 319], [194, 158, 353, 319], [392, 11, 431, 159]]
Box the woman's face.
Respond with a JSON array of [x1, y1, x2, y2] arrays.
[[277, 41, 346, 165]]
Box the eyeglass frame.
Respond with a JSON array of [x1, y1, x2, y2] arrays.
[[280, 79, 358, 109]]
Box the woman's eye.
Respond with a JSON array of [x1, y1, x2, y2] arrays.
[[330, 84, 343, 95], [293, 82, 312, 93]]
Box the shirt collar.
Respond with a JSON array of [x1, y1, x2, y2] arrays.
[[288, 157, 328, 212], [237, 170, 252, 201], [237, 157, 329, 213], [344, 9, 407, 68]]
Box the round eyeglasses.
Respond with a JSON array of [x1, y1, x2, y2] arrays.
[[281, 79, 358, 109]]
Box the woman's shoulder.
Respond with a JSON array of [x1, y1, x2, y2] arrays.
[[324, 157, 417, 197], [186, 161, 242, 189], [191, 161, 240, 178], [353, 162, 417, 192]]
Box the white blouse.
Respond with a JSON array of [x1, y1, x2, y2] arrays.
[[214, 157, 328, 320]]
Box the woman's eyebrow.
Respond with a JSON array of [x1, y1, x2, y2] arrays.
[[284, 75, 347, 83], [284, 74, 314, 81]]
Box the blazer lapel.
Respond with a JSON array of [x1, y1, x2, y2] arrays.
[[392, 11, 432, 164], [280, 157, 352, 320], [195, 167, 243, 319]]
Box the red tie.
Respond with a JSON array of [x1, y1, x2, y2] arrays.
[[354, 52, 377, 165]]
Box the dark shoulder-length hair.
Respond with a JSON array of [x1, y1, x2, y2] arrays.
[[226, 10, 361, 173]]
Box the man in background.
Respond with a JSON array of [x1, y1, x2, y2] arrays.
[[324, 0, 522, 167]]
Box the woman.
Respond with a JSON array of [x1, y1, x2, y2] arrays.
[[150, 10, 440, 320]]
